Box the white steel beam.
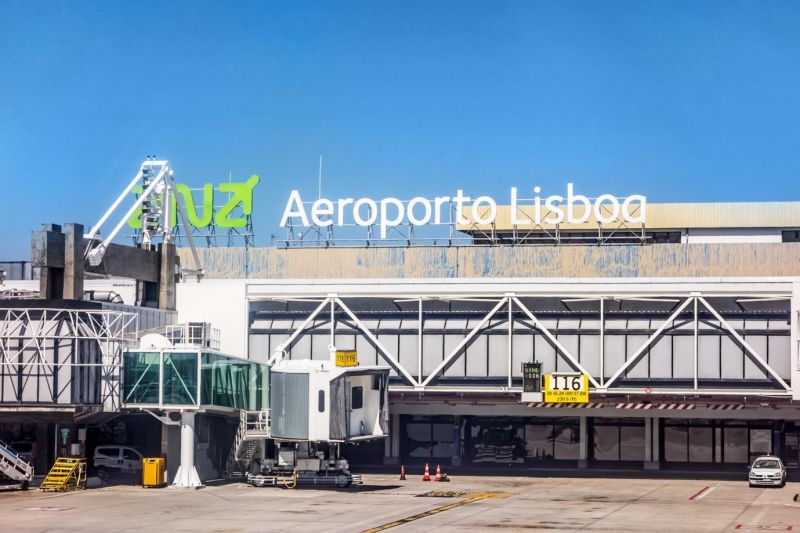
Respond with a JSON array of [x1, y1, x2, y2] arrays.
[[421, 298, 508, 387], [418, 297, 423, 383], [507, 298, 513, 388], [599, 297, 605, 386], [604, 297, 694, 389], [335, 298, 419, 386], [267, 298, 329, 365], [693, 297, 699, 390], [512, 297, 601, 389], [698, 296, 791, 391]]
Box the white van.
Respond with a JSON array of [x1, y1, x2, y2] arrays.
[[93, 446, 143, 480]]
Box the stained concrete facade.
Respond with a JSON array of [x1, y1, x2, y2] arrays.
[[179, 242, 800, 280]]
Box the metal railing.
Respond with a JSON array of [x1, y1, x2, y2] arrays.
[[165, 323, 221, 350]]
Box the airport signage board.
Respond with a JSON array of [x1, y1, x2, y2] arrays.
[[127, 175, 260, 230], [522, 362, 542, 393], [543, 373, 589, 404], [280, 183, 646, 238], [335, 350, 358, 367]]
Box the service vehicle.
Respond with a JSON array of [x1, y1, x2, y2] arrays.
[[748, 455, 787, 487], [93, 445, 144, 480]]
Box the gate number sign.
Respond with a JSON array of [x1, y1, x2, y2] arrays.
[[543, 373, 589, 403], [335, 350, 358, 367]]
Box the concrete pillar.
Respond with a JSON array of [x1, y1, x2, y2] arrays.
[[172, 412, 202, 487], [645, 416, 660, 470], [383, 413, 400, 465], [33, 224, 63, 299], [62, 223, 84, 300], [451, 416, 462, 467], [158, 242, 177, 310], [578, 416, 589, 468]]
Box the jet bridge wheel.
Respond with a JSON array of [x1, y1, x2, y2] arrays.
[[335, 473, 352, 488]]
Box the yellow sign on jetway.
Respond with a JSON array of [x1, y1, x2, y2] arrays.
[[335, 350, 358, 367], [543, 373, 589, 403]]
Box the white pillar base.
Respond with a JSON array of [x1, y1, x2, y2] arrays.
[[171, 411, 204, 488], [172, 465, 203, 487]]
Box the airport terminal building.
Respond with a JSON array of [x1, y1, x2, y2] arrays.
[[2, 198, 800, 480]]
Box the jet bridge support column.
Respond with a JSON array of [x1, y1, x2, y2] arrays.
[[172, 412, 202, 488]]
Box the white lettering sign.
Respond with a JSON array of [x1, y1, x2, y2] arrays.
[[279, 184, 646, 238]]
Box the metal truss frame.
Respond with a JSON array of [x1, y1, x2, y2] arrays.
[[0, 308, 138, 409], [259, 284, 796, 398]]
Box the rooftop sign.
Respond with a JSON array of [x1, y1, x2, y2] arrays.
[[280, 184, 646, 238]]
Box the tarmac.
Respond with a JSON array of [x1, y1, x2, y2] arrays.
[[0, 473, 798, 532]]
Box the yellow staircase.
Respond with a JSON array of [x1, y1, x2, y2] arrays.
[[39, 458, 87, 491]]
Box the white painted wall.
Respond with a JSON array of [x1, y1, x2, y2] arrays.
[[684, 228, 783, 243], [176, 280, 248, 358]]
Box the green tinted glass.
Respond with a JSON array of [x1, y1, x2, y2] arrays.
[[162, 352, 198, 405], [123, 352, 160, 404]]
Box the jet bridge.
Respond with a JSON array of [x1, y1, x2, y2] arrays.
[[122, 323, 390, 488], [246, 359, 389, 487]]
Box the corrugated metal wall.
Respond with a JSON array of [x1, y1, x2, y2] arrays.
[[179, 243, 800, 279], [269, 372, 309, 439]]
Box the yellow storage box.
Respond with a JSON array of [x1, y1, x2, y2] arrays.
[[142, 457, 166, 488]]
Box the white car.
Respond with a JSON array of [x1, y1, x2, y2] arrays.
[[748, 456, 786, 487], [93, 445, 144, 480]]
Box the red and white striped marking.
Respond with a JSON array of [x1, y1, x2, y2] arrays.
[[525, 401, 751, 410]]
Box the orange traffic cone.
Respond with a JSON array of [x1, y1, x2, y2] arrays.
[[399, 465, 406, 481], [434, 464, 442, 482], [422, 463, 431, 481]]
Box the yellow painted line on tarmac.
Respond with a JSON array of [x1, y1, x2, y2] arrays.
[[361, 491, 512, 533]]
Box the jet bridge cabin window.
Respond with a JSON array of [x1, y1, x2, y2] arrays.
[[351, 386, 363, 410]]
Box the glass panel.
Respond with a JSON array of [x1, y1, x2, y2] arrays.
[[723, 427, 748, 463], [162, 352, 198, 405], [123, 352, 160, 404], [468, 419, 525, 463], [749, 429, 772, 461], [525, 424, 553, 459], [664, 424, 688, 462], [553, 421, 579, 460], [688, 426, 713, 462], [593, 425, 619, 461], [407, 423, 432, 458], [432, 423, 454, 458], [199, 353, 270, 410], [525, 424, 554, 460], [620, 425, 645, 461]]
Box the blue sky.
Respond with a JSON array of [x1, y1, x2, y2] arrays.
[[1, 0, 799, 257]]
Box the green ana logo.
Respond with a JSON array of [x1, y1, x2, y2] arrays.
[[127, 175, 260, 229]]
